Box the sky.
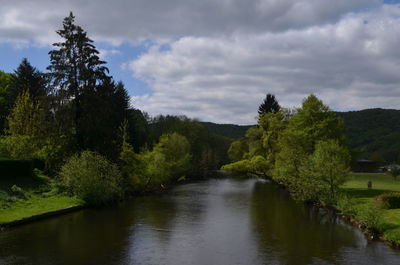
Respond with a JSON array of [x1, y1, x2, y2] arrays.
[[1, 0, 400, 124]]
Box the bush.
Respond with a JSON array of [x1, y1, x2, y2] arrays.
[[357, 201, 384, 229], [335, 194, 356, 216], [59, 151, 123, 206], [378, 192, 400, 209], [10, 185, 29, 200]]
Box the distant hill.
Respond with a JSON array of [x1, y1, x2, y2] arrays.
[[204, 108, 400, 163], [201, 122, 254, 139], [337, 108, 400, 163]]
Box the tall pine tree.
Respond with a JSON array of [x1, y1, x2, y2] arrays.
[[48, 12, 129, 159]]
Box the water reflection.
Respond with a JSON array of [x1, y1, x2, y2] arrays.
[[1, 178, 400, 265]]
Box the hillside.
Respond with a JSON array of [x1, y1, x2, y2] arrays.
[[337, 108, 400, 163], [201, 122, 254, 139], [204, 109, 400, 163]]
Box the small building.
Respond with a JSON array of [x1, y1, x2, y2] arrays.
[[353, 159, 378, 173]]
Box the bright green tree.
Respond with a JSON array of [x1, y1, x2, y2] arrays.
[[274, 94, 346, 200], [305, 140, 350, 203]]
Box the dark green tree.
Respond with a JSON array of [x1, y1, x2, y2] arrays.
[[47, 12, 109, 150], [48, 12, 130, 159], [8, 58, 49, 109], [0, 71, 13, 133], [258, 93, 280, 115]]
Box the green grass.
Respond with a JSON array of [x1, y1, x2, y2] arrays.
[[341, 173, 400, 244], [0, 195, 83, 224], [0, 173, 84, 225]]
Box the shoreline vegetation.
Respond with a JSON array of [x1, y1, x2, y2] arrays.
[[221, 93, 400, 247]]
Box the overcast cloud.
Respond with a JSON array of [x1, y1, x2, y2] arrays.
[[1, 0, 399, 124]]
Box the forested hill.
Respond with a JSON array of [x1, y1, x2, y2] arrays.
[[204, 108, 400, 163], [336, 108, 400, 162], [201, 122, 254, 139]]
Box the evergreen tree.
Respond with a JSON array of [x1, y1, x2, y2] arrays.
[[47, 12, 109, 150], [258, 93, 280, 115], [47, 12, 130, 159], [8, 58, 48, 109]]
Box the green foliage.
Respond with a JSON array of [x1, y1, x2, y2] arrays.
[[121, 133, 191, 192], [227, 139, 248, 162], [222, 155, 269, 177], [356, 200, 384, 229], [7, 90, 48, 138], [337, 108, 400, 162], [144, 133, 191, 186], [7, 58, 49, 109], [10, 185, 29, 200], [0, 71, 13, 133], [59, 151, 123, 205], [149, 115, 231, 175], [202, 122, 253, 139], [306, 140, 350, 204], [274, 95, 346, 202], [335, 194, 356, 216], [379, 192, 400, 209]]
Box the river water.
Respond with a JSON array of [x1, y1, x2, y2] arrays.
[[1, 178, 400, 265]]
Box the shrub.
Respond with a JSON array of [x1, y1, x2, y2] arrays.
[[59, 151, 123, 206], [357, 201, 384, 229], [335, 194, 356, 216], [10, 185, 29, 200], [378, 192, 400, 209]]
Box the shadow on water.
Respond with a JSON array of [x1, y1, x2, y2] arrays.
[[250, 180, 400, 265]]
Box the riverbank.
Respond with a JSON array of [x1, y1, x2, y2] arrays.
[[0, 172, 85, 228], [0, 195, 83, 228], [339, 173, 400, 247]]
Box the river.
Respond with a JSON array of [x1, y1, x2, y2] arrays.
[[1, 178, 400, 265]]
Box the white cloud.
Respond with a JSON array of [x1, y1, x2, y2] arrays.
[[0, 0, 380, 45], [127, 5, 400, 124], [2, 0, 400, 124]]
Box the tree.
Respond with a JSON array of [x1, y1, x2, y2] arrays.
[[0, 71, 13, 133], [8, 58, 48, 109], [305, 140, 350, 203], [48, 13, 130, 159], [47, 12, 109, 150], [274, 94, 346, 201], [258, 93, 280, 115]]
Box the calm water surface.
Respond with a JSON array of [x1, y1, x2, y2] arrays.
[[1, 178, 400, 265]]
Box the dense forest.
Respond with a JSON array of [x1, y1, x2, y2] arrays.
[[0, 13, 231, 207]]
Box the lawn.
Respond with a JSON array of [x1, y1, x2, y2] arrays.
[[0, 195, 83, 224], [341, 173, 400, 245], [0, 173, 84, 225]]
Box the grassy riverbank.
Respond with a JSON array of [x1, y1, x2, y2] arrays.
[[0, 173, 84, 226], [0, 195, 83, 224], [340, 173, 400, 245]]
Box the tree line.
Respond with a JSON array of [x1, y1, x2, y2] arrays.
[[0, 13, 231, 205]]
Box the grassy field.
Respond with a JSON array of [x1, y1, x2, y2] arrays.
[[0, 173, 84, 225], [341, 173, 400, 244], [0, 195, 83, 224]]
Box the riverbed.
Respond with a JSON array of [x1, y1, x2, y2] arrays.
[[1, 178, 400, 265]]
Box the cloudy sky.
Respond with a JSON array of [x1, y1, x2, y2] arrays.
[[1, 0, 400, 124]]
